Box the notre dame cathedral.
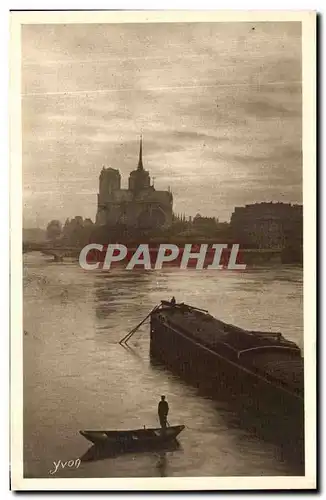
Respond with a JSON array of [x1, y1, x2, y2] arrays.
[[96, 137, 173, 230]]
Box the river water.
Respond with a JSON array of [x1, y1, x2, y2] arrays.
[[23, 254, 303, 478]]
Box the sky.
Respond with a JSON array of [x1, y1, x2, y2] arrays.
[[22, 22, 302, 227]]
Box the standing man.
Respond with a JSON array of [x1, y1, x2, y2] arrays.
[[158, 395, 169, 429]]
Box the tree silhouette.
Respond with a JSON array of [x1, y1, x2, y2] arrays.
[[46, 220, 62, 242]]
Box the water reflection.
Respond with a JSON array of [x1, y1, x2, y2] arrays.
[[94, 270, 155, 321], [23, 257, 304, 478], [156, 451, 167, 477], [80, 440, 180, 468], [120, 343, 144, 360], [150, 358, 304, 473]]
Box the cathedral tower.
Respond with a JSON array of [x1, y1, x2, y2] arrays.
[[96, 136, 173, 229], [128, 136, 151, 193]]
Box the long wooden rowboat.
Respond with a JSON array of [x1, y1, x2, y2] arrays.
[[79, 425, 185, 449]]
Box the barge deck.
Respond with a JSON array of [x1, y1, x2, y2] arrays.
[[149, 300, 304, 408]]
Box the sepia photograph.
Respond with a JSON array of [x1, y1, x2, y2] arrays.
[[10, 10, 316, 490]]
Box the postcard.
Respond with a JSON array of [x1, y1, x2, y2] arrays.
[[10, 10, 316, 491]]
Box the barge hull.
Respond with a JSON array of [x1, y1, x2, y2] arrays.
[[150, 314, 304, 460]]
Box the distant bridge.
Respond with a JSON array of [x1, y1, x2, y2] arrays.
[[23, 242, 80, 261], [23, 242, 284, 264]]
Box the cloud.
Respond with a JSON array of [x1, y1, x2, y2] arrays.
[[21, 22, 302, 226]]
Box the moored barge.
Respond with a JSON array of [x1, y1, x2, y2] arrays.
[[150, 300, 304, 420]]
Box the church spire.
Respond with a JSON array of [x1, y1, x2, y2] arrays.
[[137, 135, 144, 171]]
